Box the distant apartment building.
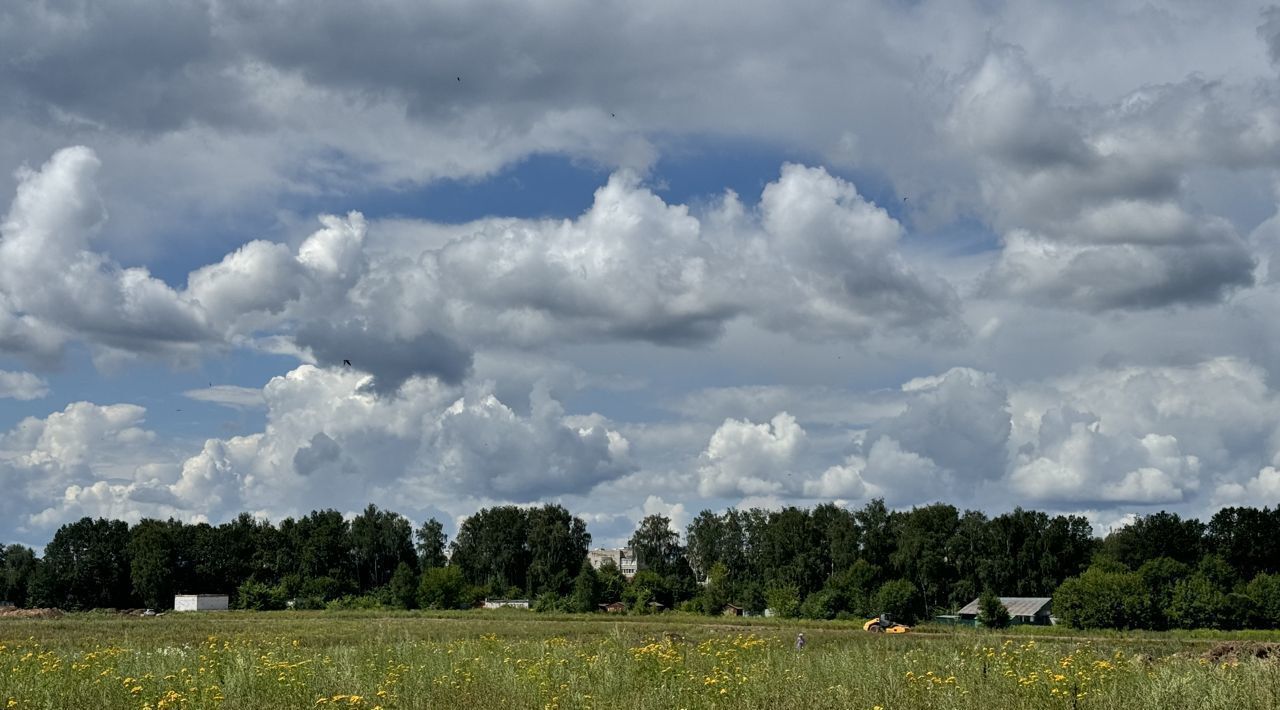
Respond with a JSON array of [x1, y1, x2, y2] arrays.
[[587, 547, 638, 578]]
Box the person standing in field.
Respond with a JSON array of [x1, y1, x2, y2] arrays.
[[795, 632, 806, 650]]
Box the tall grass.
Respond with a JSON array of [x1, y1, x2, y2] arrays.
[[2, 611, 1278, 709]]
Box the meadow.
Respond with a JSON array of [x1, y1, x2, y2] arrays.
[[2, 611, 1279, 709]]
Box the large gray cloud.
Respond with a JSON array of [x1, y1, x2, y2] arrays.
[[0, 1, 252, 133], [1261, 6, 1280, 67], [954, 48, 1262, 310]]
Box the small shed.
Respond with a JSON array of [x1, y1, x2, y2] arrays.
[[722, 604, 744, 617], [599, 601, 626, 613], [482, 598, 530, 610], [957, 597, 1052, 626], [174, 594, 229, 612]]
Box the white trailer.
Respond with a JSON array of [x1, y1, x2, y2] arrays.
[[173, 594, 230, 612]]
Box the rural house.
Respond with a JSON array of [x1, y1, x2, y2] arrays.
[[956, 596, 1053, 626]]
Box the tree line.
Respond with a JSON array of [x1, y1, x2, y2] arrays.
[[2, 501, 1280, 630]]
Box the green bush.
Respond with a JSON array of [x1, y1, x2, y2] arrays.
[[799, 589, 839, 620], [388, 562, 419, 610], [1054, 567, 1152, 629], [977, 590, 1010, 629], [288, 595, 326, 610], [236, 580, 287, 611], [764, 585, 801, 619], [873, 579, 919, 625], [1245, 573, 1280, 628], [326, 594, 383, 611], [1168, 574, 1226, 629], [418, 566, 473, 610], [534, 592, 564, 613], [567, 561, 600, 613]]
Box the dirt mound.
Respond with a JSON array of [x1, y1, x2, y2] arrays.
[[0, 608, 64, 619], [1202, 642, 1280, 664]]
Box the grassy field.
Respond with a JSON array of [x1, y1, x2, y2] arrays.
[[2, 611, 1279, 709]]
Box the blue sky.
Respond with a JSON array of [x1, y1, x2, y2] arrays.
[[3, 0, 1280, 549]]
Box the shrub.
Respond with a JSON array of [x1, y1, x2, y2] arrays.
[[764, 585, 801, 619], [799, 589, 838, 620], [1054, 567, 1152, 629], [1245, 573, 1280, 628], [977, 590, 1010, 629], [1167, 574, 1226, 629], [418, 566, 475, 610], [533, 592, 564, 613], [288, 595, 326, 610], [568, 561, 600, 613], [326, 594, 383, 611], [873, 579, 919, 625], [388, 563, 419, 610], [236, 580, 287, 611]]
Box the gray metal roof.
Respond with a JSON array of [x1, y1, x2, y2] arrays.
[[956, 597, 1052, 617]]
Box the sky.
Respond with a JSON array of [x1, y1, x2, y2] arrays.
[[4, 0, 1280, 550]]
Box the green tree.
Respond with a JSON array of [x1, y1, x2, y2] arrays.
[[854, 499, 897, 573], [685, 510, 726, 583], [217, 513, 281, 591], [595, 560, 627, 603], [128, 519, 180, 608], [825, 559, 880, 617], [628, 514, 684, 577], [1207, 506, 1280, 581], [873, 579, 919, 625], [417, 566, 472, 610], [350, 504, 417, 592], [175, 522, 226, 595], [1196, 554, 1238, 590], [568, 561, 600, 613], [414, 518, 449, 570], [1167, 574, 1228, 630], [1054, 567, 1153, 629], [450, 506, 530, 593], [623, 570, 666, 613], [1137, 557, 1191, 630], [699, 562, 731, 615], [236, 579, 287, 610], [977, 589, 1010, 629], [811, 502, 860, 577], [1101, 511, 1204, 569], [755, 507, 825, 598], [284, 510, 355, 593], [945, 510, 991, 607], [40, 517, 133, 610], [891, 504, 959, 615], [526, 504, 590, 597], [764, 584, 801, 619], [389, 562, 419, 610], [1244, 573, 1280, 628], [799, 589, 839, 620], [0, 545, 38, 607]]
